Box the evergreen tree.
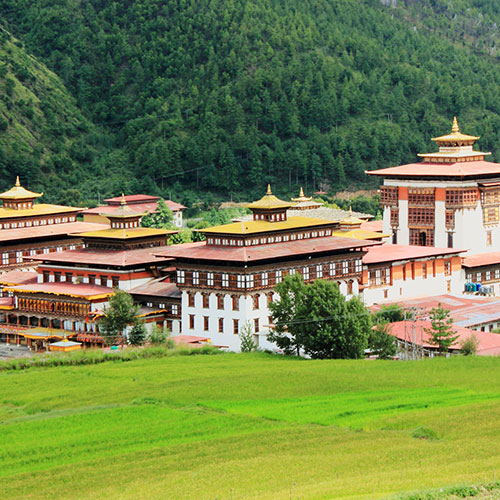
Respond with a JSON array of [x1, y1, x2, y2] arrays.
[[99, 290, 139, 346], [424, 305, 459, 354]]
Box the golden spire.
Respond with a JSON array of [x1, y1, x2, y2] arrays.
[[15, 176, 20, 187], [120, 193, 126, 205], [299, 187, 305, 198], [266, 184, 272, 195], [452, 116, 459, 133], [349, 206, 353, 216]]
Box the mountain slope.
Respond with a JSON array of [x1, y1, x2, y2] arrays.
[[2, 1, 500, 201]]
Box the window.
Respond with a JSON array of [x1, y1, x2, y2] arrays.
[[172, 304, 178, 315], [355, 259, 362, 273], [112, 276, 119, 288], [177, 270, 185, 284], [487, 231, 493, 247], [16, 251, 22, 264], [276, 270, 282, 283], [408, 207, 434, 226], [253, 295, 259, 310], [289, 268, 296, 275], [88, 274, 96, 285], [390, 208, 399, 227], [222, 274, 229, 287], [193, 271, 199, 285], [233, 319, 239, 335], [189, 314, 195, 329], [261, 272, 268, 287], [202, 294, 209, 308], [232, 295, 239, 311], [329, 263, 336, 276], [237, 275, 245, 289], [342, 261, 348, 275], [43, 270, 50, 283], [447, 280, 451, 293], [422, 263, 427, 279], [408, 188, 435, 206], [303, 267, 310, 281], [218, 318, 224, 333], [66, 273, 73, 283], [495, 269, 500, 280], [54, 272, 61, 282], [207, 272, 214, 286], [217, 294, 224, 309], [380, 186, 398, 206], [316, 265, 323, 279], [444, 260, 451, 276], [486, 271, 491, 281], [254, 318, 260, 333], [203, 316, 209, 331], [2, 253, 8, 265], [188, 293, 195, 307]]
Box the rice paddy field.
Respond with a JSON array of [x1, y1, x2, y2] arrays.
[[1, 352, 500, 499]]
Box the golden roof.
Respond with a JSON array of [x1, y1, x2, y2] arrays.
[[246, 185, 292, 210], [200, 216, 335, 235], [291, 187, 313, 203], [432, 117, 479, 142], [339, 208, 365, 227], [0, 204, 81, 219], [0, 177, 43, 200], [103, 193, 147, 219], [71, 227, 175, 239], [332, 228, 391, 240]]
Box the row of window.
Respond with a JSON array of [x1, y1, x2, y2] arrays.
[[177, 260, 363, 288], [408, 189, 435, 206], [446, 188, 477, 207], [206, 229, 333, 247], [111, 220, 139, 229], [3, 201, 33, 210], [144, 302, 179, 315], [42, 271, 120, 287], [0, 215, 75, 230], [467, 269, 500, 283], [483, 207, 499, 225], [187, 292, 274, 311], [408, 207, 434, 226], [1, 244, 78, 265], [189, 315, 262, 335], [380, 186, 398, 206]]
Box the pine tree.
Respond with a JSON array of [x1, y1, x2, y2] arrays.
[[424, 305, 459, 355]]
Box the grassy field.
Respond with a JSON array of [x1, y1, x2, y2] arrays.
[[1, 353, 500, 499]]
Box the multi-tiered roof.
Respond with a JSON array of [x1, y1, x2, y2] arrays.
[[368, 118, 500, 179]]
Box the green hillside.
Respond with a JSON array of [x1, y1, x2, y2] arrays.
[[1, 353, 500, 499], [3, 1, 500, 202], [0, 29, 113, 204]]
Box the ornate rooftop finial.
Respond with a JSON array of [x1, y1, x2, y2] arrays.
[[299, 187, 305, 198], [452, 116, 459, 133], [15, 176, 20, 187], [266, 184, 272, 195], [120, 193, 126, 205], [349, 206, 353, 216]]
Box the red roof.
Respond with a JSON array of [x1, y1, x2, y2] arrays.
[[5, 282, 113, 298], [0, 270, 37, 286], [34, 247, 175, 267], [367, 160, 500, 178], [388, 320, 500, 355], [171, 335, 210, 346], [156, 237, 379, 263], [363, 244, 464, 265], [370, 294, 500, 329], [463, 251, 500, 268], [0, 222, 107, 243], [83, 199, 186, 215], [360, 220, 384, 232], [129, 278, 181, 298], [105, 194, 160, 204]]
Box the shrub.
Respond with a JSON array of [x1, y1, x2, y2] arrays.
[[460, 334, 479, 356]]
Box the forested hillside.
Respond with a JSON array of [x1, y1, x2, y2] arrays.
[[2, 0, 500, 204]]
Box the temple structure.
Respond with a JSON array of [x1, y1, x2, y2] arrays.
[[368, 118, 500, 254], [81, 194, 186, 228], [156, 186, 380, 350], [0, 196, 179, 349], [0, 177, 106, 271]]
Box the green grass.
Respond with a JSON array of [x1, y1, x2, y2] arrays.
[[1, 353, 500, 499]]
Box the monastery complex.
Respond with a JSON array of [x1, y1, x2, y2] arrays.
[[1, 118, 500, 353]]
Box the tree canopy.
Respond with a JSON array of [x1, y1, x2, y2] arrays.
[[268, 275, 371, 359], [3, 1, 500, 204]]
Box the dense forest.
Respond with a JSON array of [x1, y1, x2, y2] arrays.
[[2, 0, 500, 205]]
